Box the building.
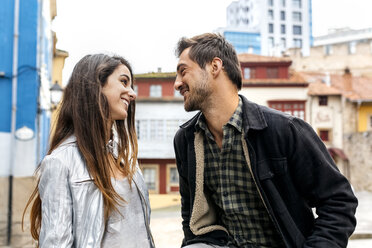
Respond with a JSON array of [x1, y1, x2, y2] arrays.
[[0, 0, 66, 246], [238, 54, 372, 191], [299, 70, 372, 190], [218, 0, 313, 56], [134, 72, 196, 194], [289, 27, 372, 77], [238, 53, 309, 120]]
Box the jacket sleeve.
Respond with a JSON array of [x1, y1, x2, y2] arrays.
[[287, 117, 357, 248], [173, 130, 194, 246], [38, 156, 74, 248]]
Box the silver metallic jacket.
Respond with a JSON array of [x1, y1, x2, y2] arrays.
[[38, 136, 154, 247]]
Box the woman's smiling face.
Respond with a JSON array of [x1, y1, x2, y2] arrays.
[[102, 64, 136, 120]]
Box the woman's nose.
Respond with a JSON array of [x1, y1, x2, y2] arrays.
[[128, 87, 137, 100]]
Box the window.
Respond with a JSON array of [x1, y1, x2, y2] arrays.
[[293, 25, 302, 35], [133, 85, 138, 96], [293, 38, 302, 48], [293, 0, 301, 8], [268, 101, 305, 119], [143, 167, 157, 190], [292, 11, 302, 22], [267, 67, 279, 78], [174, 88, 182, 97], [281, 0, 286, 7], [268, 37, 274, 48], [244, 68, 251, 79], [244, 67, 256, 79], [150, 120, 164, 140], [268, 10, 274, 20], [319, 96, 328, 106], [281, 24, 286, 34], [281, 38, 286, 48], [319, 130, 330, 142], [137, 119, 186, 141], [169, 167, 179, 184], [348, 41, 356, 54], [150, 84, 162, 97], [369, 115, 372, 130], [268, 0, 273, 6], [324, 45, 333, 55], [280, 11, 286, 21], [268, 23, 274, 33]]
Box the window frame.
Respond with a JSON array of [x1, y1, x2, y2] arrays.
[[293, 25, 302, 35], [149, 84, 162, 97], [318, 96, 328, 106]]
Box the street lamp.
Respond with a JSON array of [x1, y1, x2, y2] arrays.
[[50, 81, 63, 106]]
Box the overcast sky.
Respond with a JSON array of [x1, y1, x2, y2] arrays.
[[52, 0, 372, 85]]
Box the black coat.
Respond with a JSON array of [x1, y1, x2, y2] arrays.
[[174, 95, 357, 248]]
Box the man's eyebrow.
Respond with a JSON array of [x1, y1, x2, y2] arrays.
[[176, 63, 186, 73]]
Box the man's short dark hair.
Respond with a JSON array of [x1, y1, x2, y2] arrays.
[[176, 33, 242, 90]]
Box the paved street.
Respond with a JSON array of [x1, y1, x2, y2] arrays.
[[150, 191, 372, 248]]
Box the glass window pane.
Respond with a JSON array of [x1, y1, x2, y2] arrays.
[[170, 167, 179, 184]]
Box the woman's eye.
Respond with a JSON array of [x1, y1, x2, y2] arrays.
[[121, 80, 128, 86]]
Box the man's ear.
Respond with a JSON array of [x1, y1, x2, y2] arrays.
[[211, 57, 223, 78]]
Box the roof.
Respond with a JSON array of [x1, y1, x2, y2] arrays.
[[299, 72, 372, 101], [238, 53, 292, 63], [135, 72, 176, 79], [242, 71, 308, 86]]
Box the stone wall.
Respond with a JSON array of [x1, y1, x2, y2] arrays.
[[344, 131, 372, 191], [0, 177, 36, 247], [289, 41, 372, 78]]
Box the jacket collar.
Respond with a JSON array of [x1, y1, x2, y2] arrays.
[[179, 94, 267, 133]]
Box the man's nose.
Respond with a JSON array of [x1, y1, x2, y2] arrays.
[[174, 79, 182, 91]]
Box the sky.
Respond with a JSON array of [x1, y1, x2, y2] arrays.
[[52, 0, 372, 86]]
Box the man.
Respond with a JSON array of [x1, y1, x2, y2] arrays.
[[173, 33, 357, 248]]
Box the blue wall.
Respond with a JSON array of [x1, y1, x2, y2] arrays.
[[17, 0, 39, 131], [309, 0, 313, 46], [0, 0, 15, 132], [0, 0, 52, 169], [0, 0, 39, 133]]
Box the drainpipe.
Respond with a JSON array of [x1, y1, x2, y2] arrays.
[[8, 0, 20, 245]]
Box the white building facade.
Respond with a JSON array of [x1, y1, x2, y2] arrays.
[[219, 0, 312, 56]]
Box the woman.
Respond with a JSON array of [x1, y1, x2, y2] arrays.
[[23, 54, 155, 247]]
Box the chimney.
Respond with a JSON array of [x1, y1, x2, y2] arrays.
[[343, 67, 352, 92]]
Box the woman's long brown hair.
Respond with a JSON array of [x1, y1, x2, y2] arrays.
[[22, 54, 138, 241]]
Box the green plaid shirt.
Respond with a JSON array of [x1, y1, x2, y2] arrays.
[[196, 97, 283, 247]]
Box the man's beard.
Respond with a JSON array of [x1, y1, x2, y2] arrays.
[[184, 71, 211, 112]]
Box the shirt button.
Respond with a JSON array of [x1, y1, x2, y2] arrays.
[[222, 165, 226, 170], [223, 192, 228, 197]]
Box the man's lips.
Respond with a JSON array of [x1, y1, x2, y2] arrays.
[[179, 86, 189, 96]]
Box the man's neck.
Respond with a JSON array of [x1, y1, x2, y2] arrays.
[[202, 92, 239, 148]]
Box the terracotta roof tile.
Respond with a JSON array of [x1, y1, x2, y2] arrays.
[[238, 53, 292, 63], [299, 72, 372, 101], [242, 71, 307, 85]]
